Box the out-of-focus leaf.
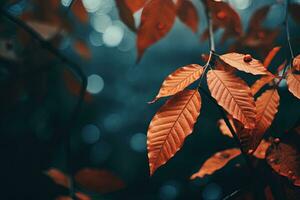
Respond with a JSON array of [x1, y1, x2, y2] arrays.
[[190, 148, 241, 179], [253, 139, 271, 159], [266, 133, 300, 187], [249, 5, 271, 31], [207, 70, 256, 129], [72, 0, 89, 23], [219, 53, 267, 75], [293, 55, 300, 71], [176, 0, 199, 32], [26, 20, 60, 40], [150, 64, 203, 103], [56, 192, 90, 200], [289, 3, 300, 24], [263, 46, 281, 68], [74, 168, 125, 194], [148, 90, 201, 175], [137, 0, 176, 61], [287, 71, 300, 99], [73, 40, 91, 60], [46, 168, 69, 188]]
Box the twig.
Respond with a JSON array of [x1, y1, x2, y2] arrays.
[[0, 8, 87, 199], [284, 0, 294, 59]]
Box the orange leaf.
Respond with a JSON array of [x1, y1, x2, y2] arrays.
[[292, 55, 300, 71], [176, 0, 199, 33], [287, 71, 300, 99], [263, 46, 281, 68], [75, 168, 125, 194], [150, 64, 203, 103], [220, 53, 267, 75], [25, 20, 60, 40], [147, 90, 201, 175], [72, 0, 88, 23], [137, 0, 176, 61], [253, 89, 280, 148], [217, 117, 236, 138], [253, 139, 271, 159], [251, 75, 275, 95], [207, 70, 256, 129], [190, 148, 241, 179], [46, 168, 70, 188], [74, 40, 91, 60], [56, 192, 91, 200], [124, 0, 146, 13]]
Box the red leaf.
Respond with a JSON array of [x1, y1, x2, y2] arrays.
[[137, 0, 176, 61], [176, 0, 199, 32], [251, 75, 275, 95], [287, 71, 300, 99], [74, 40, 91, 60], [263, 46, 281, 68], [293, 55, 300, 71], [72, 0, 89, 23]]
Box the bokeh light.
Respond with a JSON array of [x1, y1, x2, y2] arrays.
[[130, 133, 146, 152], [95, 0, 114, 14], [229, 0, 252, 10], [81, 124, 100, 144], [61, 0, 72, 7], [103, 113, 122, 132], [89, 31, 104, 46], [159, 181, 180, 200], [91, 13, 112, 33], [82, 0, 102, 13], [202, 183, 222, 200], [118, 31, 135, 52], [90, 140, 112, 164], [103, 25, 125, 47], [87, 74, 104, 94], [264, 3, 285, 28]]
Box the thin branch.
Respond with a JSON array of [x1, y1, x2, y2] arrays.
[[0, 8, 87, 199], [284, 0, 294, 59]]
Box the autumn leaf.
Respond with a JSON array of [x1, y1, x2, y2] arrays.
[[266, 133, 300, 187], [219, 53, 268, 75], [137, 0, 176, 61], [251, 75, 275, 95], [148, 89, 201, 175], [217, 117, 236, 138], [253, 139, 271, 159], [289, 3, 300, 24], [249, 5, 271, 31], [207, 70, 256, 129], [287, 71, 300, 99], [150, 64, 203, 103], [46, 168, 70, 188], [74, 40, 91, 60], [293, 55, 300, 71], [56, 192, 90, 200], [75, 168, 125, 194], [190, 148, 241, 179], [26, 20, 60, 40], [253, 89, 280, 148], [176, 0, 199, 33], [263, 46, 281, 68], [72, 0, 89, 23]]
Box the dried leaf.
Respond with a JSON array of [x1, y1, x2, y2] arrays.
[[251, 75, 275, 95], [287, 71, 300, 99], [124, 0, 146, 12], [26, 20, 60, 40], [253, 89, 280, 148], [190, 148, 241, 179], [74, 40, 91, 60], [289, 3, 300, 24], [220, 53, 267, 75], [148, 90, 201, 175], [46, 168, 69, 188], [218, 117, 236, 138], [207, 70, 256, 129], [75, 168, 125, 194], [263, 46, 281, 68], [72, 0, 88, 23], [266, 133, 300, 187], [253, 139, 271, 159], [150, 64, 203, 103], [292, 55, 300, 71], [137, 0, 176, 61], [176, 0, 199, 32]]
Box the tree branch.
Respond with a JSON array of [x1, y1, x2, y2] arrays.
[[284, 0, 294, 59]]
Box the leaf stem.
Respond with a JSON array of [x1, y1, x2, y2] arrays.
[[0, 8, 87, 199], [284, 0, 294, 59]]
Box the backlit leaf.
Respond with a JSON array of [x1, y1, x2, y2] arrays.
[[220, 53, 267, 75], [251, 75, 275, 95], [176, 0, 199, 32], [287, 71, 300, 99], [72, 0, 88, 23], [150, 64, 203, 103], [137, 0, 176, 61], [26, 20, 60, 40], [190, 148, 241, 179], [207, 70, 256, 129], [263, 46, 281, 68], [293, 55, 300, 71], [217, 117, 236, 138], [46, 168, 69, 188], [75, 168, 125, 194], [148, 89, 201, 175], [74, 40, 91, 60], [253, 139, 271, 159]]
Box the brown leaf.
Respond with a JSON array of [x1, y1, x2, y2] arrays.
[[289, 3, 300, 24], [176, 0, 199, 33], [266, 133, 300, 187], [207, 70, 256, 129], [150, 64, 203, 103], [148, 89, 201, 175], [287, 71, 300, 99], [251, 75, 275, 95], [263, 46, 281, 68], [220, 53, 267, 75], [190, 148, 241, 179], [253, 89, 280, 148], [217, 117, 236, 138], [137, 0, 176, 61], [292, 55, 300, 71], [46, 168, 69, 188], [75, 168, 125, 194], [249, 5, 270, 31], [253, 139, 271, 159], [26, 20, 60, 40], [72, 0, 89, 23], [74, 40, 91, 60], [124, 0, 146, 12]]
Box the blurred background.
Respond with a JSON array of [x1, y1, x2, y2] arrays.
[[0, 0, 300, 199]]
